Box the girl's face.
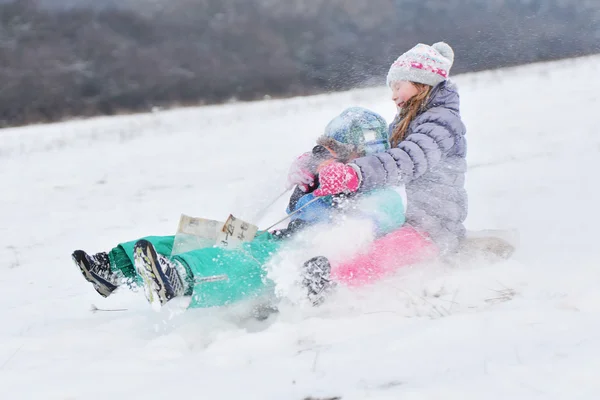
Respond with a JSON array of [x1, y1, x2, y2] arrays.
[[391, 81, 419, 110]]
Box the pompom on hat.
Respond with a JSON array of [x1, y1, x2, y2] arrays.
[[386, 42, 455, 87]]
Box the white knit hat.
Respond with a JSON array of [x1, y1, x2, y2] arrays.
[[386, 42, 455, 87]]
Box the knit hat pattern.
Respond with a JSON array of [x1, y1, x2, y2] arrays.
[[386, 42, 455, 87]]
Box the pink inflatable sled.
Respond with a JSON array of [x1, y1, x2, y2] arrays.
[[331, 225, 439, 286]]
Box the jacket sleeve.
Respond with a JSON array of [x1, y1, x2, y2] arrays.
[[351, 116, 458, 191]]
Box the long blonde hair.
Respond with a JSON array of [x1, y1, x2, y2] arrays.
[[389, 83, 432, 147]]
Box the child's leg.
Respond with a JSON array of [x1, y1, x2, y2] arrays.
[[172, 234, 282, 308], [73, 235, 177, 298], [108, 235, 175, 280], [331, 225, 439, 286]]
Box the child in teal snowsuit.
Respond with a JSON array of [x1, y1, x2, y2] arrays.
[[72, 107, 407, 310]]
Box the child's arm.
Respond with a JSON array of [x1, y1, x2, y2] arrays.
[[350, 114, 464, 191]]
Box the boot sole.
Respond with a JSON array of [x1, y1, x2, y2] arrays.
[[133, 240, 174, 308], [302, 256, 336, 306]]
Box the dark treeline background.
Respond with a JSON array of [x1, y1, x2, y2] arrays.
[[1, 0, 599, 127]]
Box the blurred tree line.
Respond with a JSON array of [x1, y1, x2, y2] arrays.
[[0, 0, 598, 127]]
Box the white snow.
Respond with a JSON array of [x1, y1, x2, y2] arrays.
[[2, 54, 600, 399]]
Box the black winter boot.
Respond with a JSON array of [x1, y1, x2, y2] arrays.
[[72, 250, 119, 297]]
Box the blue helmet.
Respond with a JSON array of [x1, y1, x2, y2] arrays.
[[318, 107, 390, 158]]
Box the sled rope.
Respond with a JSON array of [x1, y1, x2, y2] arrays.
[[252, 188, 291, 223], [257, 197, 322, 236]]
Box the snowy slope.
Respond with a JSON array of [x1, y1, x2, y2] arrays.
[[1, 54, 600, 399]]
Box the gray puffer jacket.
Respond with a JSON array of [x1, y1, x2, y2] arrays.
[[351, 80, 467, 252]]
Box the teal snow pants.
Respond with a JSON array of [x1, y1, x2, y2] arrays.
[[108, 233, 282, 308]]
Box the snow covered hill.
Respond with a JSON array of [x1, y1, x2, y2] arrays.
[[1, 54, 600, 399]]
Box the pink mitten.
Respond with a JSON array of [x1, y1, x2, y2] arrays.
[[287, 152, 315, 192], [313, 162, 360, 197]]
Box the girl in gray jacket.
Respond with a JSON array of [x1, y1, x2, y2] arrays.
[[310, 42, 468, 255]]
